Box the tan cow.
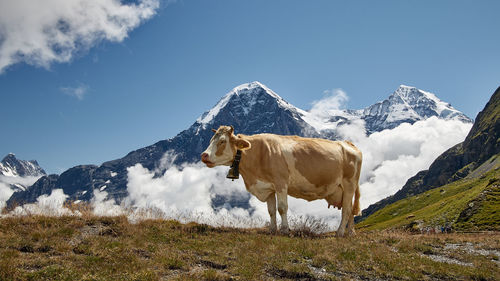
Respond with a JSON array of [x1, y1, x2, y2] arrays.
[[201, 126, 362, 237]]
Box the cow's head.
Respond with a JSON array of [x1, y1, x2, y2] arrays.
[[201, 125, 251, 168]]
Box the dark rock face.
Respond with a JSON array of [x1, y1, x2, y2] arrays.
[[0, 153, 46, 177], [7, 175, 59, 207], [6, 165, 99, 207], [357, 86, 500, 222]]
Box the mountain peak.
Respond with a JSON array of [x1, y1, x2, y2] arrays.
[[393, 85, 449, 105], [233, 81, 266, 91], [196, 81, 296, 126], [399, 84, 418, 91], [393, 84, 428, 99], [359, 85, 472, 133], [0, 153, 46, 177], [2, 153, 17, 162]]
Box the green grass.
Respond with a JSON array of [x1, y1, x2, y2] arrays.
[[0, 215, 499, 280], [357, 163, 499, 232]]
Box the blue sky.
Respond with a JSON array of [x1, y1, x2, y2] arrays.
[[1, 0, 499, 174]]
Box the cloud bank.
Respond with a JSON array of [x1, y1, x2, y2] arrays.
[[0, 0, 160, 73], [309, 88, 349, 117], [10, 189, 75, 216], [345, 117, 471, 208], [124, 161, 266, 228]]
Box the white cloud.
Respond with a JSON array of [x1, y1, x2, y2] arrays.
[[0, 0, 160, 73], [309, 88, 349, 117], [91, 189, 125, 216], [0, 175, 42, 211], [123, 161, 265, 228], [0, 182, 14, 211], [9, 189, 77, 217], [60, 82, 89, 100]]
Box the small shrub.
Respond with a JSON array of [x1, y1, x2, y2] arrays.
[[338, 249, 356, 261], [164, 257, 184, 270]]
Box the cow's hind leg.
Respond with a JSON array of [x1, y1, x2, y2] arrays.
[[347, 179, 359, 236], [276, 189, 289, 234], [337, 180, 355, 237], [267, 193, 277, 233], [347, 211, 356, 236]]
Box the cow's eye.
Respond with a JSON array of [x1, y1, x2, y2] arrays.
[[219, 140, 226, 145]]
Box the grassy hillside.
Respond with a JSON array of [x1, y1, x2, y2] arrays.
[[0, 214, 499, 280], [357, 155, 499, 232]]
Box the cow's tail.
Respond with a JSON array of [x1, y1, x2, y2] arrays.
[[352, 148, 362, 216], [353, 183, 361, 216]]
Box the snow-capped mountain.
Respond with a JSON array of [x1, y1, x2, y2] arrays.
[[193, 81, 317, 137], [7, 82, 472, 207], [299, 85, 472, 136], [0, 153, 46, 177], [0, 153, 46, 195], [359, 85, 472, 133]]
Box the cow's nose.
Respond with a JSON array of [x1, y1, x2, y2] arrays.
[[201, 153, 209, 162]]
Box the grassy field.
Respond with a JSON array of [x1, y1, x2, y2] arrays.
[[0, 214, 499, 280]]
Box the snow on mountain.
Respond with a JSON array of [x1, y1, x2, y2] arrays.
[[299, 84, 472, 135], [0, 153, 46, 177], [1, 154, 46, 209], [197, 81, 300, 127], [360, 85, 472, 133], [193, 81, 316, 137]]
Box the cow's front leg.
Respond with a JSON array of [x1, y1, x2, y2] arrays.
[[276, 190, 289, 234], [266, 193, 277, 233]]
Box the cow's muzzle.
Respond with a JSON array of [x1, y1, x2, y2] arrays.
[[201, 153, 215, 167]]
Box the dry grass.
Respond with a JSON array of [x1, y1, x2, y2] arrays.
[[0, 215, 499, 280]]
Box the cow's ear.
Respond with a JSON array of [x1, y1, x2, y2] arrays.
[[211, 129, 217, 133], [235, 139, 251, 150]]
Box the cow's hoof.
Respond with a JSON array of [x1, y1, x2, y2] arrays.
[[280, 226, 290, 235], [269, 226, 277, 234], [336, 230, 345, 238], [347, 228, 356, 236]]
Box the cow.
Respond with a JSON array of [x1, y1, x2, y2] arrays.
[[201, 125, 362, 237]]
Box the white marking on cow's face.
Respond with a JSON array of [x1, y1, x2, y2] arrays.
[[201, 131, 235, 167]]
